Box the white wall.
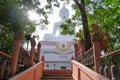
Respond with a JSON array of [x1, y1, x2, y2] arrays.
[[44, 61, 71, 70]]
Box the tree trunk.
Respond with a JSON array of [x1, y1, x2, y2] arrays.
[[73, 0, 92, 50]]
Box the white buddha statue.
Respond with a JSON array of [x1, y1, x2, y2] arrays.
[[52, 4, 69, 37], [43, 4, 74, 41]]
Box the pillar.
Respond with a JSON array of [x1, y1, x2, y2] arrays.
[[79, 39, 85, 64], [74, 43, 78, 59], [41, 56, 45, 71], [74, 42, 81, 60], [91, 33, 102, 72], [71, 56, 74, 74], [30, 36, 36, 66], [11, 32, 23, 76], [36, 42, 41, 62]]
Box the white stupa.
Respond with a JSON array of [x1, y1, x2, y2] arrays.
[[40, 4, 75, 70]]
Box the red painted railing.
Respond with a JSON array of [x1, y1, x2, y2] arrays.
[[84, 47, 94, 66], [0, 51, 12, 79], [18, 47, 31, 66], [8, 61, 44, 80], [0, 45, 42, 79], [99, 49, 120, 79], [71, 60, 109, 80], [0, 51, 12, 58], [75, 49, 81, 62]]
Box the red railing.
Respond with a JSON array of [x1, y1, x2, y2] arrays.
[[75, 49, 81, 62], [17, 46, 40, 72], [0, 51, 12, 79], [71, 60, 109, 80], [84, 47, 94, 66], [0, 45, 41, 79], [8, 61, 44, 80], [0, 51, 12, 59], [99, 49, 120, 79], [18, 47, 31, 66]]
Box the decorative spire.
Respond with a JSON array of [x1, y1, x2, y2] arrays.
[[63, 3, 66, 8]]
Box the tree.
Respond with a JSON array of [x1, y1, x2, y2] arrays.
[[0, 0, 62, 53], [60, 0, 92, 50], [0, 0, 33, 53], [86, 0, 120, 50], [59, 0, 120, 50], [1, 0, 119, 54], [34, 0, 92, 50], [73, 0, 92, 50], [0, 0, 52, 53]]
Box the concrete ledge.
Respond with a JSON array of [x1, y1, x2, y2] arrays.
[[43, 70, 72, 76]]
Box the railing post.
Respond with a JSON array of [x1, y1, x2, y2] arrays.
[[41, 56, 45, 72], [0, 60, 7, 78], [30, 36, 36, 66], [79, 39, 85, 64], [78, 68, 80, 80], [36, 42, 41, 62], [71, 56, 74, 74], [91, 33, 102, 72], [74, 43, 79, 59], [10, 32, 23, 76]]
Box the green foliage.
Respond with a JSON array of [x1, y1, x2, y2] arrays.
[[0, 0, 35, 54], [59, 0, 120, 50], [87, 0, 120, 50], [60, 19, 76, 35], [1, 0, 120, 53], [0, 0, 52, 54], [89, 64, 95, 71], [60, 3, 82, 36], [0, 25, 14, 54], [0, 0, 64, 54], [76, 29, 84, 40]]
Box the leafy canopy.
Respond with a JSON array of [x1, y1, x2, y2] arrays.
[[59, 0, 120, 50], [0, 0, 60, 53]]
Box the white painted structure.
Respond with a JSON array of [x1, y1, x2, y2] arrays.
[[40, 4, 75, 70]]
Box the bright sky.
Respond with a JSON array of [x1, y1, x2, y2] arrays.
[[28, 1, 77, 41]]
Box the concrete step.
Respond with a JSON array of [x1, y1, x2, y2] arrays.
[[41, 75, 74, 80]]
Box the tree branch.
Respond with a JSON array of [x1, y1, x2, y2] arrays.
[[73, 0, 82, 10]]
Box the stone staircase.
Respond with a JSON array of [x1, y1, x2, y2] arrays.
[[41, 70, 74, 80], [41, 74, 74, 80]]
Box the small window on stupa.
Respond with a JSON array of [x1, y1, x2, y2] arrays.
[[46, 64, 49, 67], [61, 44, 65, 48], [61, 66, 66, 69]]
